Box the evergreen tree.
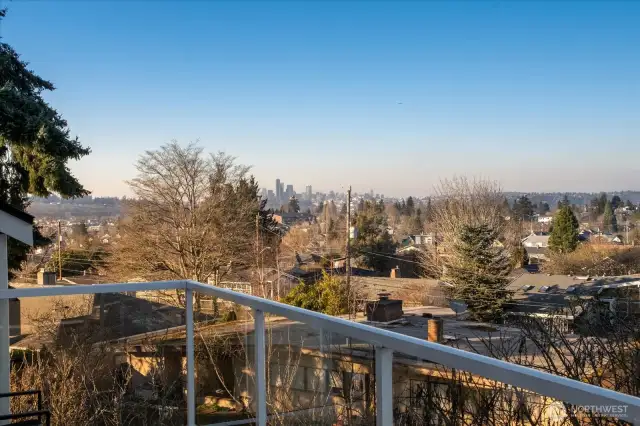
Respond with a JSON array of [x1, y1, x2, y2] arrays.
[[71, 222, 89, 238], [557, 194, 570, 210], [501, 198, 511, 215], [549, 205, 579, 253], [598, 192, 608, 215], [589, 197, 600, 221], [405, 196, 415, 216], [354, 204, 396, 272], [512, 196, 534, 219], [288, 196, 300, 213], [71, 221, 89, 248], [1, 10, 90, 275], [537, 202, 550, 215], [425, 197, 433, 221], [410, 208, 424, 234], [442, 224, 512, 322], [611, 195, 622, 210], [603, 201, 618, 233]]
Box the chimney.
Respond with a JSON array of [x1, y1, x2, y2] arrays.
[[427, 317, 444, 343], [366, 292, 403, 322], [390, 266, 401, 279], [37, 269, 56, 286]]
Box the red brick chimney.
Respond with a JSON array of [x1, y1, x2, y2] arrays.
[[427, 317, 444, 343]]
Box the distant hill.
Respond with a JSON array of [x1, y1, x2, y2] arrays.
[[28, 196, 122, 219], [504, 191, 640, 208]]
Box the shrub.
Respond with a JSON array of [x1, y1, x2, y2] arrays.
[[283, 272, 348, 315]]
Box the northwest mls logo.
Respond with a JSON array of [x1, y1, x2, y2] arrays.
[[574, 405, 628, 419], [547, 402, 628, 421]]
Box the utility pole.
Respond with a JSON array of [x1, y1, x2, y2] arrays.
[[57, 220, 62, 280], [346, 186, 352, 317]]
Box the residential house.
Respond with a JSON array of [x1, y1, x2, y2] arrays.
[[538, 215, 553, 224], [272, 212, 315, 227], [410, 233, 435, 246], [100, 305, 570, 424], [578, 229, 594, 242], [505, 272, 640, 332], [521, 232, 550, 248], [10, 292, 197, 351], [521, 232, 550, 263], [591, 233, 624, 245]]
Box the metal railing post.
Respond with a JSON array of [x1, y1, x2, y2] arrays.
[[0, 235, 9, 422], [375, 346, 393, 426], [254, 309, 267, 426], [185, 287, 195, 425]]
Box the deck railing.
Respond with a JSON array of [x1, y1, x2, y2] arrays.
[[1, 279, 639, 425]]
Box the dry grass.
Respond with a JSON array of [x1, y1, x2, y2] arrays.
[[543, 243, 640, 276]]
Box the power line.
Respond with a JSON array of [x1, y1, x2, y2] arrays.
[[357, 249, 424, 266]]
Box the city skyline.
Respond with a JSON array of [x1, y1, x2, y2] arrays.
[[4, 2, 640, 197]]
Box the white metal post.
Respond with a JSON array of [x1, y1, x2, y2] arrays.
[[375, 346, 393, 426], [185, 287, 195, 425], [0, 234, 9, 419], [253, 309, 267, 426]]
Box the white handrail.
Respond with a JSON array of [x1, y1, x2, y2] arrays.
[[1, 279, 639, 424], [187, 281, 640, 422]]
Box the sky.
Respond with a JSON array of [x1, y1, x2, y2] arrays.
[[2, 1, 639, 197]]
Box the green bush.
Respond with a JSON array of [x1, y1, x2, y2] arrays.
[[283, 272, 348, 316]]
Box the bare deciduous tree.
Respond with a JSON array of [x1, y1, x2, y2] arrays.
[[110, 142, 271, 308], [431, 177, 508, 245]]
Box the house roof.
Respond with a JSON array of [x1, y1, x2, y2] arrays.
[[505, 273, 640, 314], [111, 305, 525, 359], [10, 292, 208, 350], [521, 234, 549, 244], [0, 202, 34, 245], [0, 202, 34, 225]]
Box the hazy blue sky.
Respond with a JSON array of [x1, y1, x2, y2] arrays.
[[3, 1, 639, 197]]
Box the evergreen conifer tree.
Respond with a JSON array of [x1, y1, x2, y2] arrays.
[[1, 10, 91, 273], [288, 196, 300, 213], [549, 205, 579, 253], [603, 201, 618, 233], [442, 224, 512, 322]]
